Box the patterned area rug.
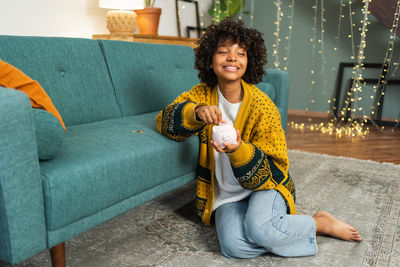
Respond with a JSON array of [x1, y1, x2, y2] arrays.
[[2, 150, 400, 267]]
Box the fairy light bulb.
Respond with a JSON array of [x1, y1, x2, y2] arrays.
[[239, 0, 243, 20]]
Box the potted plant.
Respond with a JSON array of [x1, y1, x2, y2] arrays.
[[135, 0, 162, 35], [209, 0, 247, 23]]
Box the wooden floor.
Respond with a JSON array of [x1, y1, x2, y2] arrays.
[[286, 113, 400, 164]]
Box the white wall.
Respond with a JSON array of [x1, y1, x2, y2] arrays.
[[0, 0, 212, 38]]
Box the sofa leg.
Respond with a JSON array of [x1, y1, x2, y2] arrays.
[[50, 242, 66, 267]]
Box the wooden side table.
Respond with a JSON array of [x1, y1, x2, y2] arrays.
[[92, 34, 198, 48]]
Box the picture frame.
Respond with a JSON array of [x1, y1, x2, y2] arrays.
[[175, 0, 203, 38], [331, 62, 400, 126]]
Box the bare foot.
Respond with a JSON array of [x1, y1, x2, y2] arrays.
[[313, 211, 363, 242]]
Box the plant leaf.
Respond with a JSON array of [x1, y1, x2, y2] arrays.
[[208, 0, 245, 22]]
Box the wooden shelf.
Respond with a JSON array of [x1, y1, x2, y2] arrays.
[[93, 34, 198, 48]]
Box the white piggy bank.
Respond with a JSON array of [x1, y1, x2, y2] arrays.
[[212, 121, 237, 149]]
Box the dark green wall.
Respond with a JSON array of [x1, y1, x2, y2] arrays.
[[242, 0, 400, 120]]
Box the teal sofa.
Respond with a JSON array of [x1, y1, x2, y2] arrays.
[[0, 35, 289, 266]]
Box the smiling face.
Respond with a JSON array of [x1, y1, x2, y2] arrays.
[[211, 39, 248, 85]]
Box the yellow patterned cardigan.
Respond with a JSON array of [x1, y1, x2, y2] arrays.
[[155, 80, 296, 226]]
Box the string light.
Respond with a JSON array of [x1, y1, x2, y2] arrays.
[[250, 0, 254, 27], [239, 0, 244, 20], [335, 0, 344, 47], [271, 1, 294, 72], [371, 0, 400, 129], [214, 0, 221, 24], [290, 121, 369, 138], [348, 2, 356, 60], [320, 0, 328, 104], [272, 0, 283, 70], [284, 0, 399, 136], [355, 0, 370, 120], [292, 0, 377, 137], [200, 2, 205, 32], [318, 0, 370, 137], [331, 0, 345, 115], [308, 0, 319, 113], [283, 0, 295, 71], [338, 0, 370, 125]]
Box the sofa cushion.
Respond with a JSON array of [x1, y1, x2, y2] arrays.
[[99, 41, 199, 116], [262, 69, 290, 132], [257, 81, 276, 102], [0, 59, 66, 131], [39, 112, 198, 231], [32, 108, 65, 160], [0, 36, 121, 126]]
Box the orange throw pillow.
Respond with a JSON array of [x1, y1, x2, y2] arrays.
[[0, 59, 66, 131]]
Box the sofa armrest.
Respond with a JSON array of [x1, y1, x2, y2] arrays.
[[0, 88, 47, 264], [263, 69, 290, 132]]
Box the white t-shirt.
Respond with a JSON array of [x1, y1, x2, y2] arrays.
[[213, 87, 252, 211]]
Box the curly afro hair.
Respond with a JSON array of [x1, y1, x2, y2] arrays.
[[194, 17, 267, 87]]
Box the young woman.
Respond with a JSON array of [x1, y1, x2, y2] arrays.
[[156, 17, 362, 259]]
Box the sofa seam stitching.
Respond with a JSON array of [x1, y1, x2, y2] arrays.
[[97, 40, 123, 118]]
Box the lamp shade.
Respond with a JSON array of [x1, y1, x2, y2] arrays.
[[99, 0, 144, 10]]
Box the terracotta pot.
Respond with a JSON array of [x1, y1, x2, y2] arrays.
[[134, 7, 162, 35]]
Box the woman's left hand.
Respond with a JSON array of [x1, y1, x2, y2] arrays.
[[211, 129, 242, 153]]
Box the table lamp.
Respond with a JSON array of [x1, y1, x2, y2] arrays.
[[99, 0, 144, 34]]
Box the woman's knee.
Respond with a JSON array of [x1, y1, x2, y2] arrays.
[[220, 239, 247, 259], [244, 217, 266, 245], [219, 236, 261, 259], [244, 216, 286, 248]]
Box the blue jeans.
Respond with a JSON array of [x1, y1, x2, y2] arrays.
[[215, 189, 318, 258]]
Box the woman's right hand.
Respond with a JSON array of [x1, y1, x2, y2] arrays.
[[195, 105, 224, 125]]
